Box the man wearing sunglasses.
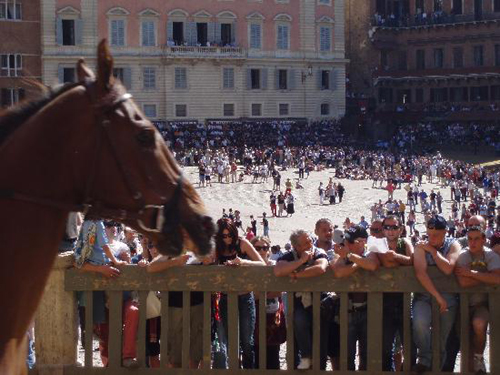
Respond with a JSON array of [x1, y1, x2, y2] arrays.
[[412, 215, 461, 374], [378, 216, 413, 371], [455, 226, 500, 374]]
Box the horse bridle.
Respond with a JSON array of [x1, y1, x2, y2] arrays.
[[0, 79, 184, 234]]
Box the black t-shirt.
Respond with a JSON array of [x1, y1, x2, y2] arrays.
[[263, 218, 269, 228]]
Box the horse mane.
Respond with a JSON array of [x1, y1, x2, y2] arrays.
[[0, 82, 81, 147]]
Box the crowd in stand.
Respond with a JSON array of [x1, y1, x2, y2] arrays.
[[154, 119, 347, 151], [389, 103, 500, 115], [373, 9, 467, 28]]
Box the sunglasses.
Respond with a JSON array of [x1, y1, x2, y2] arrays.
[[221, 233, 233, 239], [255, 245, 270, 251], [370, 228, 383, 233], [467, 225, 483, 232], [384, 225, 400, 231]]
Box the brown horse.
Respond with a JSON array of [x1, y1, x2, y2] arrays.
[[0, 40, 214, 374]]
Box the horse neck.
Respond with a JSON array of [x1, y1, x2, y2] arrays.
[[0, 90, 90, 203], [0, 93, 91, 352]]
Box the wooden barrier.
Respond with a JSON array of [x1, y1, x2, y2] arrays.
[[32, 262, 500, 374]]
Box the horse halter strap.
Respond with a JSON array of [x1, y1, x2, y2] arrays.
[[81, 78, 184, 232]]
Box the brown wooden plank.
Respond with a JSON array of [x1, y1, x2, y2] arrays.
[[490, 292, 500, 374], [137, 291, 148, 368], [160, 291, 169, 368], [312, 292, 321, 370], [84, 291, 94, 367], [64, 366, 470, 375], [182, 292, 191, 369], [202, 292, 211, 369], [66, 265, 500, 293], [403, 292, 412, 372], [460, 294, 470, 373], [258, 292, 266, 370], [107, 291, 122, 368], [286, 292, 295, 370], [431, 298, 440, 372], [227, 292, 239, 369], [339, 292, 348, 371], [367, 292, 383, 372]]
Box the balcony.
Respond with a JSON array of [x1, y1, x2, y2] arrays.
[[372, 11, 500, 29], [163, 45, 244, 59]]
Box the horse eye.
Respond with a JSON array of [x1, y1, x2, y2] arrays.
[[136, 129, 155, 148]]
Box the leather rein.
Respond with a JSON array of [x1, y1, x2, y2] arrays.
[[0, 79, 183, 233]]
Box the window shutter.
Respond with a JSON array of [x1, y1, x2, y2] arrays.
[[288, 69, 296, 90], [231, 21, 237, 45], [274, 68, 280, 90], [167, 20, 173, 42], [215, 22, 221, 44], [56, 17, 63, 45], [284, 25, 289, 49], [277, 25, 283, 49], [142, 21, 147, 46], [317, 69, 322, 89], [246, 68, 251, 90], [123, 67, 132, 89], [19, 88, 25, 101], [208, 22, 215, 43], [330, 69, 336, 91], [188, 21, 196, 45], [75, 19, 83, 45], [119, 20, 125, 46], [58, 66, 64, 83], [261, 68, 268, 90]]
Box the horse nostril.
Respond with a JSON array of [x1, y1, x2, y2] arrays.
[[201, 216, 215, 234]]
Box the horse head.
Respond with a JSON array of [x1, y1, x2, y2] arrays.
[[74, 40, 215, 257]]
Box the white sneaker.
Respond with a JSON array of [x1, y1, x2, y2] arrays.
[[473, 355, 486, 374], [297, 357, 311, 370]]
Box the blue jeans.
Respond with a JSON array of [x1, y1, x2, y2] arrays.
[[215, 293, 256, 369], [294, 299, 328, 369], [348, 308, 367, 370], [412, 293, 458, 369]]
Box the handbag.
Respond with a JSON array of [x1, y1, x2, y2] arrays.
[[146, 291, 161, 319]]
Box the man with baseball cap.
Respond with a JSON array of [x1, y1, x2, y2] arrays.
[[412, 215, 461, 373], [330, 225, 380, 371]]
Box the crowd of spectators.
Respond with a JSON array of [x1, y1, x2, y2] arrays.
[[48, 114, 500, 373], [393, 122, 500, 151]]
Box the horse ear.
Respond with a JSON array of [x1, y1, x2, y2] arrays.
[[97, 39, 114, 91], [76, 58, 95, 81]]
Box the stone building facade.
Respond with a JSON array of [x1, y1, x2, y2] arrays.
[[41, 0, 347, 122], [0, 0, 42, 107], [366, 0, 500, 120]]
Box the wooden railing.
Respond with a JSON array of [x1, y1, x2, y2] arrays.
[[32, 259, 500, 374]]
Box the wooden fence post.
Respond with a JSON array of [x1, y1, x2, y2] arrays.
[[34, 252, 78, 374]]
